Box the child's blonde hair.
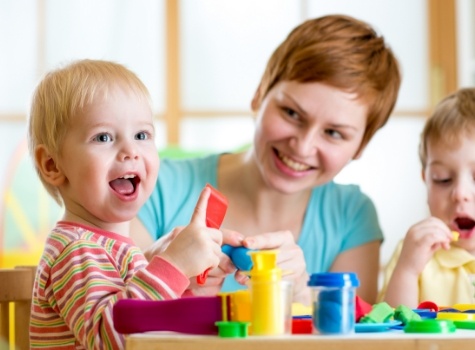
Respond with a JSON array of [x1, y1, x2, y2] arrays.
[[253, 14, 401, 154], [419, 88, 475, 170], [28, 59, 152, 205]]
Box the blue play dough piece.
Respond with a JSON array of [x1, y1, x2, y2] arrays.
[[221, 244, 254, 271], [316, 299, 343, 333], [231, 247, 254, 271], [221, 244, 234, 256], [314, 289, 355, 334]]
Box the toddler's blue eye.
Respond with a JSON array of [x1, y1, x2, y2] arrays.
[[433, 178, 451, 184], [94, 133, 111, 142], [135, 132, 148, 140]]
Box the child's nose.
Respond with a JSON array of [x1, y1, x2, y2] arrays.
[[451, 179, 471, 202], [118, 141, 139, 161]]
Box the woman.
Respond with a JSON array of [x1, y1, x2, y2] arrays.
[[132, 14, 401, 305]]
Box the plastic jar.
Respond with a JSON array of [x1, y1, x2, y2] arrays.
[[248, 250, 293, 335], [307, 272, 360, 335]]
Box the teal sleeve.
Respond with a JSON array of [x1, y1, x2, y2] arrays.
[[299, 182, 383, 273], [137, 179, 163, 241], [340, 189, 383, 251]]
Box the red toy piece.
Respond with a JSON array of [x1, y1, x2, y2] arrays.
[[417, 301, 439, 312], [204, 183, 228, 229], [355, 295, 373, 322], [291, 318, 313, 334], [197, 184, 229, 285]]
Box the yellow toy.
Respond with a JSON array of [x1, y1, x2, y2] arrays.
[[248, 250, 291, 335]]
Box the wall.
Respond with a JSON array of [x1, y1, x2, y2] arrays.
[[0, 0, 436, 268]]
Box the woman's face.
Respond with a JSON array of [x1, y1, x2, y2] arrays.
[[252, 81, 368, 194]]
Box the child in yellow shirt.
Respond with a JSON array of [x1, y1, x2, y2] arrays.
[[381, 88, 475, 308]]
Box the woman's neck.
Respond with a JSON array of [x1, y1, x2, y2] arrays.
[[218, 151, 311, 238]]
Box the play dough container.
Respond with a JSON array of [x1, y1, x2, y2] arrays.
[[404, 319, 456, 333], [308, 272, 360, 334], [248, 250, 293, 335]]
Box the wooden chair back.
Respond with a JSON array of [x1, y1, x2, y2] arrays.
[[0, 266, 36, 350]]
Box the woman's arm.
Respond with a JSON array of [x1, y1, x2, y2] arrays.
[[330, 240, 381, 304]]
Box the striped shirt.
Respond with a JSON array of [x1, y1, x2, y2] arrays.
[[30, 221, 189, 350]]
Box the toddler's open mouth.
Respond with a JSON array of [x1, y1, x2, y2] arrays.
[[109, 174, 140, 196], [454, 217, 475, 239]]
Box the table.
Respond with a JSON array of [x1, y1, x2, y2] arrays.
[[126, 330, 475, 350]]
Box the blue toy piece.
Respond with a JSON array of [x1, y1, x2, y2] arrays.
[[221, 244, 254, 271], [316, 297, 343, 333], [414, 309, 437, 318], [221, 244, 234, 257]]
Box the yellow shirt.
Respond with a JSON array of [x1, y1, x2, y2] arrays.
[[379, 240, 475, 306]]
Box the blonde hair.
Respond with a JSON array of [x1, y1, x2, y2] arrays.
[[419, 88, 475, 169], [253, 14, 401, 153], [28, 59, 152, 204]]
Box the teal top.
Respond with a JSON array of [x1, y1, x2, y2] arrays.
[[138, 154, 383, 292]]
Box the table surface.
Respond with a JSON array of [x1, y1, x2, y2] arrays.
[[126, 329, 475, 350]]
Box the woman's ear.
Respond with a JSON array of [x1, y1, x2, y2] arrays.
[[35, 145, 65, 186]]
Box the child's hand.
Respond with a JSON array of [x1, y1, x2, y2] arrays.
[[398, 216, 452, 275], [185, 228, 244, 296], [143, 226, 185, 262], [158, 187, 223, 278]]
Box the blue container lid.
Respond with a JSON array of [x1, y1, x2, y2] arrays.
[[308, 272, 360, 287]]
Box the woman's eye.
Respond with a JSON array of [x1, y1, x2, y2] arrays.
[[135, 131, 149, 140], [325, 129, 343, 140], [94, 133, 112, 142], [283, 107, 299, 120]]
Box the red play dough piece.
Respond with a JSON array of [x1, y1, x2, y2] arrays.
[[197, 184, 228, 285], [417, 301, 439, 312], [355, 295, 373, 322]]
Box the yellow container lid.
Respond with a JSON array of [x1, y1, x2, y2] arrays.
[[451, 304, 475, 311], [437, 312, 475, 321], [248, 250, 282, 282]]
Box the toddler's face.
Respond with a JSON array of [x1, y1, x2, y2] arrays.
[[251, 81, 367, 194], [57, 86, 159, 227], [423, 135, 475, 252]]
